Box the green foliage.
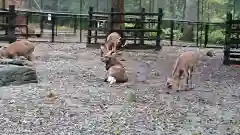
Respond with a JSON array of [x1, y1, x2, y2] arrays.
[[208, 29, 225, 44], [124, 23, 135, 28], [161, 28, 183, 40]]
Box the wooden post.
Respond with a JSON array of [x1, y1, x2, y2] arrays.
[[140, 8, 145, 46], [87, 7, 93, 44], [26, 13, 29, 39], [74, 15, 77, 34], [170, 20, 174, 46], [110, 7, 114, 33], [79, 0, 83, 42], [111, 0, 124, 29], [3, 0, 5, 9], [204, 23, 209, 48], [223, 12, 232, 65], [51, 14, 55, 42], [94, 20, 97, 43], [40, 14, 44, 35], [40, 0, 44, 35], [8, 5, 16, 43], [2, 0, 6, 28], [55, 15, 57, 36], [156, 8, 163, 50]]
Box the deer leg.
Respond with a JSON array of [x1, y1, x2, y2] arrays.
[[25, 53, 35, 61], [183, 70, 189, 91], [176, 78, 181, 92], [189, 67, 194, 89]]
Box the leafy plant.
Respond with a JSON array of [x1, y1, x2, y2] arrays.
[[161, 28, 183, 40], [208, 29, 225, 44], [124, 23, 135, 28]]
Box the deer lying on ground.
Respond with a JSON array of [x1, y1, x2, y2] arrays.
[[166, 51, 200, 92], [100, 32, 127, 57], [101, 49, 128, 84], [0, 39, 35, 61]]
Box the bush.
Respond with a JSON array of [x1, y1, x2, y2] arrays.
[[193, 30, 205, 43], [124, 23, 135, 28], [193, 29, 225, 45], [161, 28, 183, 40], [57, 25, 70, 30], [208, 29, 225, 44]]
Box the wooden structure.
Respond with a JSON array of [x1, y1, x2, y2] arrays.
[[87, 7, 163, 50], [0, 5, 17, 43], [223, 12, 240, 65], [111, 0, 124, 30], [3, 0, 27, 27]]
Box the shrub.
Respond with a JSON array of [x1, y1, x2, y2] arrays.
[[161, 28, 183, 40], [208, 29, 225, 44], [193, 30, 205, 43], [57, 25, 70, 30], [124, 23, 135, 28]]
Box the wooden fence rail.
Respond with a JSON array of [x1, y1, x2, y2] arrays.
[[0, 5, 17, 43], [87, 6, 163, 50], [223, 12, 240, 65]]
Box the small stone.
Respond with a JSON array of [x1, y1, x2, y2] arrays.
[[8, 99, 15, 104], [127, 91, 137, 102]]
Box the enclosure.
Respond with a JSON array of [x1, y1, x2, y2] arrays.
[[0, 42, 239, 134], [0, 0, 239, 46], [0, 0, 239, 134]]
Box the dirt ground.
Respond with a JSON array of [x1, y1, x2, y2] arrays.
[[0, 42, 239, 135]]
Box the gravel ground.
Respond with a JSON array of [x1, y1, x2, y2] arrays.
[[0, 42, 240, 135]]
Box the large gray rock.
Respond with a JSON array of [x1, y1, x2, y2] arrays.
[[0, 59, 38, 87]]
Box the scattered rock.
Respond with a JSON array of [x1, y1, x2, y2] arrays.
[[47, 90, 57, 98], [206, 50, 214, 57], [127, 91, 137, 102]]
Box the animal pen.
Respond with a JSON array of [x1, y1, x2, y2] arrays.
[[0, 0, 239, 48], [87, 7, 163, 50], [0, 1, 239, 134]]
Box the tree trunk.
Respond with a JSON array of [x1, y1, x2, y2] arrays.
[[169, 0, 176, 18], [112, 0, 124, 30], [182, 0, 197, 41], [153, 0, 165, 13], [111, 0, 125, 45], [182, 0, 186, 19]]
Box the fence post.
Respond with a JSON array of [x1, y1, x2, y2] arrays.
[[204, 23, 209, 48], [51, 14, 55, 42], [94, 20, 98, 43], [156, 8, 163, 50], [26, 13, 29, 39], [5, 16, 8, 35], [40, 14, 44, 35], [140, 8, 145, 46], [55, 16, 58, 36], [79, 16, 82, 42], [3, 0, 5, 9], [170, 20, 174, 46], [223, 12, 232, 65], [8, 5, 16, 43], [74, 15, 77, 35], [87, 6, 93, 44], [110, 7, 114, 33]]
